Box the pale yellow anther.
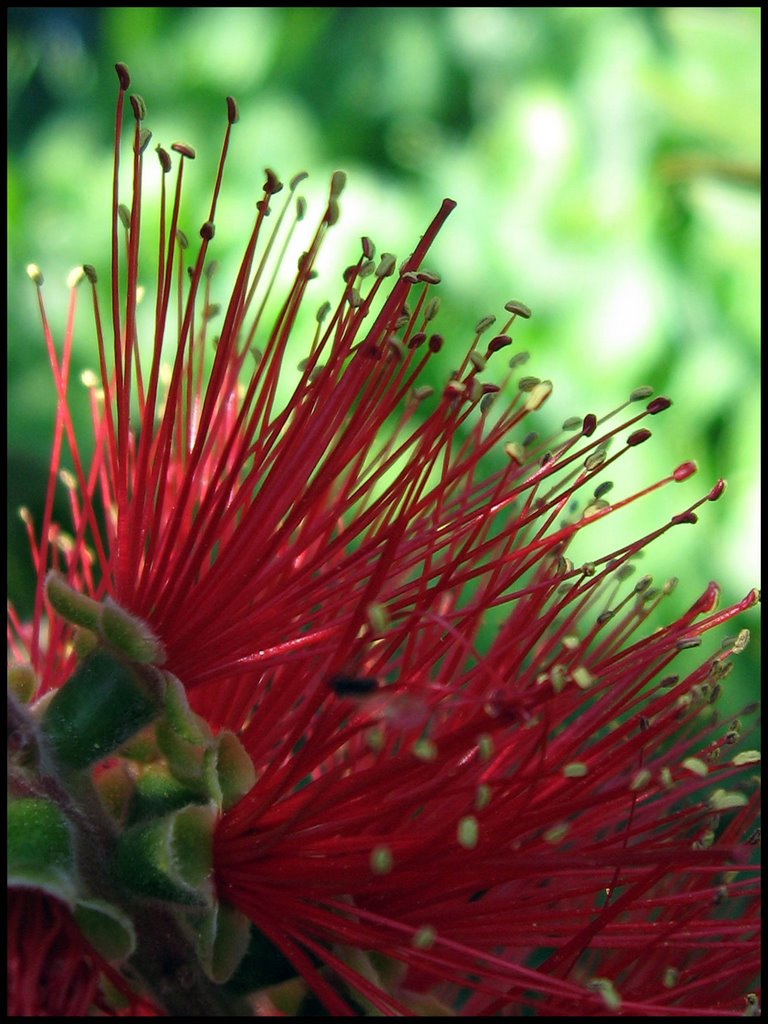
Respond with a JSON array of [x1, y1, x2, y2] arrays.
[[457, 816, 478, 850], [26, 263, 44, 286], [732, 750, 760, 766], [524, 380, 552, 411], [543, 823, 569, 844], [682, 757, 708, 778], [629, 769, 652, 792], [709, 789, 748, 812], [370, 845, 393, 875]]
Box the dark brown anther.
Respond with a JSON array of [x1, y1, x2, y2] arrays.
[[263, 168, 283, 195], [82, 264, 98, 285], [627, 428, 651, 447], [673, 461, 697, 482], [115, 63, 131, 90], [342, 265, 358, 284], [129, 94, 147, 122], [593, 480, 613, 499], [581, 413, 597, 437], [647, 396, 672, 415], [428, 333, 443, 353], [708, 479, 726, 501], [156, 146, 172, 174], [487, 334, 513, 354], [328, 675, 378, 697], [200, 221, 215, 241], [408, 331, 427, 350], [226, 96, 239, 124], [171, 142, 196, 160]]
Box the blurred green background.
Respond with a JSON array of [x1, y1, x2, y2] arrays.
[[7, 8, 760, 713]]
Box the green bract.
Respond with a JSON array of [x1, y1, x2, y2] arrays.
[[41, 648, 165, 770]]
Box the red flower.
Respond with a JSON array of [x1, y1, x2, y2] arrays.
[[7, 888, 158, 1016], [8, 63, 760, 1016]]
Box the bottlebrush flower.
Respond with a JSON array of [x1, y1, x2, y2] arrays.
[[7, 63, 760, 1016], [7, 886, 158, 1016]]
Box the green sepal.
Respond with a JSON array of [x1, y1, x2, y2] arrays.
[[210, 730, 257, 811], [94, 760, 135, 825], [73, 898, 136, 962], [195, 901, 252, 984], [100, 597, 166, 665], [163, 673, 211, 744], [172, 803, 216, 891], [156, 675, 213, 791], [41, 649, 165, 770], [119, 723, 160, 763], [8, 662, 38, 703], [156, 718, 209, 791], [113, 804, 215, 906], [72, 627, 99, 659], [7, 798, 76, 903], [45, 570, 102, 633], [129, 765, 208, 823]]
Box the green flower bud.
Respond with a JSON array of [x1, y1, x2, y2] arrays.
[[7, 798, 76, 902], [113, 804, 216, 906], [41, 649, 165, 770]]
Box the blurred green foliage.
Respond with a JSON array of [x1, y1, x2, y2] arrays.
[[8, 8, 760, 712]]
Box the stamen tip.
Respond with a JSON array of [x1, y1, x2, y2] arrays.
[[26, 263, 44, 287]]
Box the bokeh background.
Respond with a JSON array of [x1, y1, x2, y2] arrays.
[[8, 8, 760, 713]]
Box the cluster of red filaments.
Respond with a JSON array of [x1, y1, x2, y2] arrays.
[[7, 889, 157, 1016], [8, 62, 759, 1016]]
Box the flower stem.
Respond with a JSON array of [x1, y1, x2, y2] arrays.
[[8, 692, 255, 1016]]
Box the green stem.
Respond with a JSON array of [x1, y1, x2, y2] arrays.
[[8, 692, 254, 1016]]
